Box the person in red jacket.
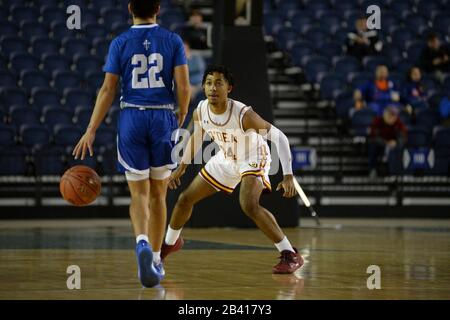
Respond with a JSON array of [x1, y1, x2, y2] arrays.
[[368, 106, 408, 177]]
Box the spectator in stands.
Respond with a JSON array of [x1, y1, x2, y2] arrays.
[[184, 39, 206, 99], [353, 65, 401, 116], [419, 33, 450, 82], [439, 93, 450, 127], [368, 106, 408, 178], [346, 17, 383, 61], [402, 67, 428, 112], [181, 9, 208, 50]]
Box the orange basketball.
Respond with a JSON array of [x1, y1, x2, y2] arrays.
[[60, 165, 101, 206]]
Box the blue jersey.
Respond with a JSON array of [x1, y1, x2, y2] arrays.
[[103, 24, 187, 107]]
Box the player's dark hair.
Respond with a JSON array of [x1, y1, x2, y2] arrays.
[[202, 65, 235, 86], [427, 32, 439, 42], [129, 0, 160, 19]]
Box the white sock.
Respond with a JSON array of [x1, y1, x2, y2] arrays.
[[153, 251, 161, 265], [136, 234, 149, 244], [274, 236, 295, 253], [165, 226, 182, 245]]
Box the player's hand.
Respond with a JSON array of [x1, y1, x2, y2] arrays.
[[276, 175, 296, 198], [168, 166, 186, 190], [72, 129, 95, 160], [175, 110, 187, 128]]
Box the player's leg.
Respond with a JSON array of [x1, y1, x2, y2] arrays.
[[162, 174, 218, 260], [147, 167, 171, 266], [239, 175, 303, 274], [127, 176, 150, 238]]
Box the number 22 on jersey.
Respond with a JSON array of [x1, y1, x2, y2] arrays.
[[131, 53, 164, 89]]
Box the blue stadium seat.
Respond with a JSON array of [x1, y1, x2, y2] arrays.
[[85, 23, 109, 41], [74, 55, 102, 77], [41, 6, 67, 24], [415, 109, 440, 133], [403, 13, 428, 32], [303, 56, 332, 84], [432, 14, 450, 34], [320, 74, 346, 100], [0, 146, 28, 175], [62, 37, 91, 57], [91, 0, 117, 12], [433, 127, 450, 149], [92, 38, 111, 59], [0, 71, 17, 87], [105, 107, 120, 129], [390, 27, 418, 50], [31, 37, 60, 58], [74, 106, 92, 129], [51, 21, 81, 41], [362, 55, 390, 74], [20, 70, 50, 92], [405, 41, 425, 64], [32, 145, 66, 175], [37, 0, 60, 6], [348, 71, 373, 89], [111, 22, 130, 37], [158, 10, 186, 30], [0, 87, 28, 107], [406, 127, 430, 148], [53, 124, 82, 147], [63, 88, 93, 109], [0, 36, 28, 56], [94, 127, 116, 148], [290, 11, 314, 34], [380, 13, 400, 33], [80, 9, 99, 27], [0, 123, 16, 146], [416, 0, 442, 15], [331, 0, 355, 12], [42, 106, 73, 131], [395, 59, 415, 75], [85, 71, 104, 93], [19, 124, 50, 148], [317, 13, 341, 34], [399, 110, 412, 126], [316, 41, 343, 60], [42, 53, 71, 74], [264, 13, 284, 35], [9, 106, 40, 129], [64, 0, 88, 9], [277, 0, 300, 13], [10, 53, 40, 73], [20, 21, 49, 39], [303, 26, 330, 44], [0, 22, 19, 38], [390, 0, 414, 13], [66, 145, 98, 170], [290, 40, 316, 67], [30, 88, 60, 111], [305, 0, 331, 13], [275, 27, 298, 51], [421, 74, 440, 93], [11, 5, 39, 24], [334, 92, 354, 119], [334, 56, 362, 77], [52, 70, 82, 93], [98, 145, 117, 175], [351, 108, 376, 136]]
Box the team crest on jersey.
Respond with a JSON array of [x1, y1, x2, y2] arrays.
[[143, 39, 151, 50], [249, 162, 258, 168]]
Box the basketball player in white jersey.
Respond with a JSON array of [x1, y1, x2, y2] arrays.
[[162, 65, 303, 273]]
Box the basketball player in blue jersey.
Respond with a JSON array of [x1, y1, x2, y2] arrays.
[[72, 0, 190, 288]]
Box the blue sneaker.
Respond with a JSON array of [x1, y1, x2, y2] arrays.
[[154, 261, 165, 280], [135, 240, 161, 288]]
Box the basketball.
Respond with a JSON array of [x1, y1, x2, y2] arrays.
[[60, 165, 101, 206]]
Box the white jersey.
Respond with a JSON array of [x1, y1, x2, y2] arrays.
[[196, 98, 271, 165]]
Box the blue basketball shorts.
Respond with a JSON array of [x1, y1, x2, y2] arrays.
[[117, 108, 178, 180]]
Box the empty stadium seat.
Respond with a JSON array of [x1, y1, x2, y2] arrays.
[[74, 106, 92, 129], [31, 37, 60, 58], [0, 71, 17, 87], [98, 145, 117, 175], [85, 71, 104, 93], [351, 108, 376, 136], [1, 36, 28, 56], [9, 106, 40, 129], [63, 88, 93, 109], [334, 92, 354, 119], [289, 40, 315, 67], [320, 74, 346, 100], [303, 56, 332, 84], [10, 53, 40, 73], [334, 56, 361, 77], [100, 8, 127, 28], [20, 21, 49, 39], [31, 88, 61, 109], [52, 70, 82, 93], [41, 6, 67, 24], [406, 127, 430, 148], [62, 37, 91, 57], [0, 146, 28, 175], [53, 124, 82, 147], [66, 146, 98, 169], [42, 106, 73, 131], [32, 145, 66, 175], [0, 87, 28, 107], [19, 124, 50, 147], [11, 5, 39, 24], [74, 55, 103, 77], [290, 12, 314, 34], [415, 109, 441, 132], [20, 70, 50, 92], [362, 55, 390, 73], [42, 53, 71, 73], [0, 123, 16, 146], [94, 127, 116, 148], [85, 22, 109, 40]]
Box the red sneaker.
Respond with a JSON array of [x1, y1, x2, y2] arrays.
[[161, 237, 184, 261], [272, 247, 304, 274]]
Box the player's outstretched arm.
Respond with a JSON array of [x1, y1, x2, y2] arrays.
[[174, 64, 191, 128], [73, 73, 119, 160], [242, 110, 296, 198], [169, 109, 204, 190]]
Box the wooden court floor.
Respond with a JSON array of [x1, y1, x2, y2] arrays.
[[0, 218, 449, 300]]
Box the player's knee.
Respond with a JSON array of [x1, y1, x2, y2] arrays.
[[240, 198, 260, 218], [130, 191, 149, 206], [178, 191, 194, 207]]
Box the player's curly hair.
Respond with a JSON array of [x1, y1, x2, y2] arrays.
[[202, 65, 235, 86], [129, 0, 160, 19]]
